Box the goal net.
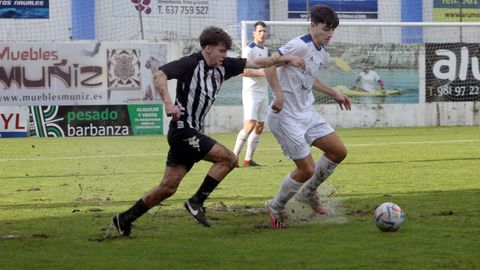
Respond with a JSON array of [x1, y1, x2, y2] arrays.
[[2, 1, 480, 105], [241, 21, 480, 104], [0, 0, 240, 42]]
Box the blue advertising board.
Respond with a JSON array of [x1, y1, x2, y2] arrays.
[[0, 0, 49, 19], [288, 0, 377, 19]]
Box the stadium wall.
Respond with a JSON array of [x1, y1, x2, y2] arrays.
[[203, 103, 480, 133]]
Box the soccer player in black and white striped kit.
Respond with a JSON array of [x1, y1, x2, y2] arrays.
[[112, 26, 304, 235]]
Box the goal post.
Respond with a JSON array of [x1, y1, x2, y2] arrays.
[[241, 21, 480, 104]]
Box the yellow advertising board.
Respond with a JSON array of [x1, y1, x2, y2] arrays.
[[433, 0, 480, 22]]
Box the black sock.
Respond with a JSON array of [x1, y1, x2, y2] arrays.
[[189, 175, 220, 205], [119, 199, 150, 223]]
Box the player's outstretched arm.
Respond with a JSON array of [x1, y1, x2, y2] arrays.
[[245, 54, 304, 69], [154, 70, 180, 120], [313, 79, 351, 111], [242, 68, 265, 78]]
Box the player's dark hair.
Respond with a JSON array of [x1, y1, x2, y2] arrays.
[[310, 5, 339, 29], [199, 26, 232, 50], [253, 21, 267, 30]]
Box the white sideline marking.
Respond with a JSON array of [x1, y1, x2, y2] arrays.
[[256, 139, 476, 151], [346, 139, 476, 147], [0, 139, 475, 162], [0, 153, 166, 162]]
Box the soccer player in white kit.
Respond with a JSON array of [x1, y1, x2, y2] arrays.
[[233, 21, 269, 167], [354, 61, 385, 93], [263, 5, 352, 228]]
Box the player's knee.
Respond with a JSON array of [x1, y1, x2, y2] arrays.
[[226, 151, 238, 169], [335, 147, 348, 163], [305, 165, 315, 179], [244, 121, 256, 134], [159, 177, 180, 197], [298, 165, 315, 181], [255, 123, 264, 134], [231, 159, 239, 169], [327, 147, 348, 164], [159, 183, 178, 197]]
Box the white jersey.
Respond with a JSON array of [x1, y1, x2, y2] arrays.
[[358, 70, 381, 92], [275, 34, 330, 116], [242, 42, 269, 94]]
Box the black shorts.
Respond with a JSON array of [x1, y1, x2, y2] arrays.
[[166, 127, 217, 171]]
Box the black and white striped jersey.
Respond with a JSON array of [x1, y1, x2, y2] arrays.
[[160, 52, 246, 131]]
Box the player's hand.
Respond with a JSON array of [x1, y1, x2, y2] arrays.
[[333, 92, 351, 111], [165, 103, 180, 120], [271, 96, 284, 113], [287, 56, 305, 69]]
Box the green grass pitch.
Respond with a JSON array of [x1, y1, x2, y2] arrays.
[[0, 126, 479, 269]]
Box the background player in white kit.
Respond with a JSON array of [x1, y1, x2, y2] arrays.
[[263, 5, 352, 228], [353, 59, 385, 93], [233, 21, 269, 167]]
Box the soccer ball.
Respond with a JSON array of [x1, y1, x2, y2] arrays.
[[374, 202, 404, 232]]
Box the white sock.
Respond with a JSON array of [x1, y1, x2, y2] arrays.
[[300, 155, 337, 198], [271, 173, 303, 209], [245, 132, 260, 161], [233, 129, 248, 157]]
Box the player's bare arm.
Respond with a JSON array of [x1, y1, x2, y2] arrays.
[[313, 79, 352, 111], [264, 62, 284, 113], [245, 54, 305, 69], [154, 70, 181, 120], [270, 52, 306, 69], [242, 68, 265, 77]]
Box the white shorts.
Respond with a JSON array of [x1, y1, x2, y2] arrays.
[[268, 109, 335, 160], [242, 91, 268, 122]]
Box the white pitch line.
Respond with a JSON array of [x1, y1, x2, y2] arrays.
[[0, 153, 166, 162], [345, 139, 476, 147], [0, 139, 476, 162], [254, 139, 477, 150]]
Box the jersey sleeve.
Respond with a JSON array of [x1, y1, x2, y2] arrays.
[[159, 55, 195, 80], [242, 45, 251, 59], [223, 57, 247, 80], [278, 38, 306, 58]]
